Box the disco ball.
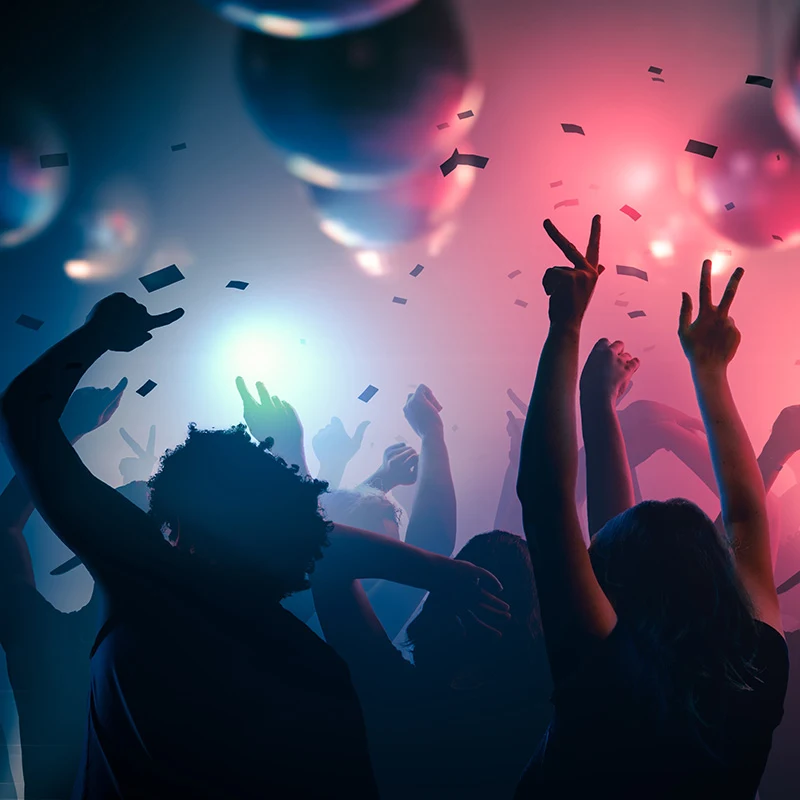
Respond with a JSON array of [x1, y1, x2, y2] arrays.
[[0, 102, 68, 249], [237, 0, 477, 182], [200, 0, 419, 38], [682, 88, 800, 249], [308, 154, 476, 248], [776, 14, 800, 149]]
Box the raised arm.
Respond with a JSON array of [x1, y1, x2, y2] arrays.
[[494, 390, 526, 535], [360, 442, 419, 496], [312, 523, 506, 675], [402, 385, 456, 557], [0, 293, 183, 587], [679, 262, 781, 633], [313, 417, 370, 490], [580, 339, 639, 537], [516, 216, 617, 681]]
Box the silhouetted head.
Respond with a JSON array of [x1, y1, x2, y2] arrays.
[[407, 531, 540, 680], [147, 424, 330, 599], [319, 487, 401, 539], [589, 499, 757, 720]]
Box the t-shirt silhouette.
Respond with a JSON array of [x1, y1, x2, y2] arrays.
[[516, 620, 789, 800]]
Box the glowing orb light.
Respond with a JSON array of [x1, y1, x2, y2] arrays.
[[649, 240, 674, 259], [0, 101, 69, 250], [200, 0, 420, 38], [681, 89, 800, 249], [237, 0, 478, 181]]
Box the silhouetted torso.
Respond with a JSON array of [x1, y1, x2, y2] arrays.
[[72, 572, 378, 799], [0, 581, 99, 800], [516, 621, 788, 800]]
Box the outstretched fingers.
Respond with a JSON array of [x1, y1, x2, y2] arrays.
[[543, 219, 590, 271], [585, 214, 601, 268], [678, 292, 693, 335], [120, 427, 146, 458], [235, 376, 258, 409], [148, 307, 185, 330], [717, 267, 745, 316], [699, 260, 712, 311], [507, 388, 528, 415]]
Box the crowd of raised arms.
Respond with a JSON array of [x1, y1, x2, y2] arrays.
[[1, 216, 800, 799]]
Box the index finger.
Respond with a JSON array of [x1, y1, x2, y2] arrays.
[[585, 214, 601, 267], [543, 219, 590, 271], [507, 388, 528, 415], [235, 376, 258, 409], [119, 427, 146, 458], [717, 267, 744, 316], [699, 260, 712, 310], [148, 307, 184, 330]]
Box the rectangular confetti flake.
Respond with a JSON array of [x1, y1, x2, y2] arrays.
[[392, 297, 407, 305], [685, 139, 718, 159], [773, 234, 784, 242], [725, 202, 735, 211], [514, 299, 528, 308], [648, 66, 663, 74], [457, 110, 474, 119], [15, 314, 44, 330], [616, 265, 649, 281], [746, 75, 773, 88], [139, 264, 185, 293], [651, 77, 665, 83], [409, 264, 424, 277], [40, 152, 69, 168], [628, 310, 647, 319], [620, 204, 641, 221], [561, 123, 585, 135], [358, 385, 379, 403], [554, 199, 580, 209], [171, 142, 187, 152], [436, 122, 450, 130], [549, 180, 563, 188], [226, 280, 249, 290], [508, 270, 522, 279], [136, 380, 157, 397], [615, 300, 630, 307]]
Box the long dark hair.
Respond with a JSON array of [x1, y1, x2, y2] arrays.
[[589, 499, 758, 742], [406, 531, 541, 680]]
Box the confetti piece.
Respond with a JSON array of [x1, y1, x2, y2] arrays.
[[436, 122, 450, 130], [40, 152, 68, 168], [508, 270, 522, 279], [139, 264, 185, 293], [554, 198, 580, 209], [358, 385, 379, 403], [651, 77, 665, 83], [616, 265, 649, 281], [620, 205, 641, 221], [457, 110, 474, 119], [644, 345, 656, 352], [410, 264, 424, 277], [725, 202, 735, 211], [226, 280, 249, 290], [136, 380, 157, 397], [50, 556, 81, 576], [628, 310, 646, 319], [15, 314, 43, 330], [648, 66, 663, 74], [615, 300, 630, 307], [549, 180, 563, 188], [685, 139, 718, 158], [440, 148, 489, 176], [171, 142, 187, 152], [392, 296, 408, 305], [773, 234, 784, 241], [451, 425, 459, 432], [514, 299, 528, 308], [561, 123, 585, 135], [746, 75, 773, 88]]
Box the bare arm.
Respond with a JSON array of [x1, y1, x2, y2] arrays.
[[680, 263, 781, 633], [494, 408, 524, 535], [517, 217, 617, 682], [580, 340, 639, 537]]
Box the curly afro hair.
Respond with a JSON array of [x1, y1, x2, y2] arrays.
[[147, 424, 331, 598]]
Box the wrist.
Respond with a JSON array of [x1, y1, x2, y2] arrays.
[[420, 426, 445, 446], [760, 437, 793, 469], [580, 390, 617, 414], [690, 363, 728, 384], [364, 469, 393, 493], [549, 320, 581, 339]]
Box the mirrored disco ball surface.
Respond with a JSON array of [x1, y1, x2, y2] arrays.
[[201, 0, 419, 38], [237, 0, 473, 179], [0, 102, 68, 250], [685, 88, 800, 249], [776, 13, 800, 150], [308, 155, 476, 248]]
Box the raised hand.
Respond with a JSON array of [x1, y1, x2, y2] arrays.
[[60, 379, 128, 442], [381, 443, 419, 488], [766, 405, 800, 461], [679, 261, 744, 371], [505, 388, 528, 458], [119, 425, 157, 483], [404, 385, 444, 439], [580, 339, 639, 404], [235, 377, 304, 458], [542, 215, 605, 329], [85, 293, 184, 352], [312, 417, 370, 468]]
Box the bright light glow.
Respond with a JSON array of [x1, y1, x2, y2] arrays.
[[709, 250, 733, 275], [427, 220, 458, 257], [64, 259, 92, 279], [649, 240, 674, 259], [288, 155, 388, 190], [355, 250, 385, 276], [622, 162, 658, 195]]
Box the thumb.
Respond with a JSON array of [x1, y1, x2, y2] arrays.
[[111, 377, 128, 396], [148, 307, 185, 330], [353, 420, 370, 446], [678, 292, 693, 335]]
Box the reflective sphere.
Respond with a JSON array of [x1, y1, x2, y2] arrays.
[[684, 89, 800, 248], [238, 0, 476, 181], [308, 156, 475, 248], [200, 0, 419, 38], [0, 102, 68, 249], [776, 15, 800, 149]]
